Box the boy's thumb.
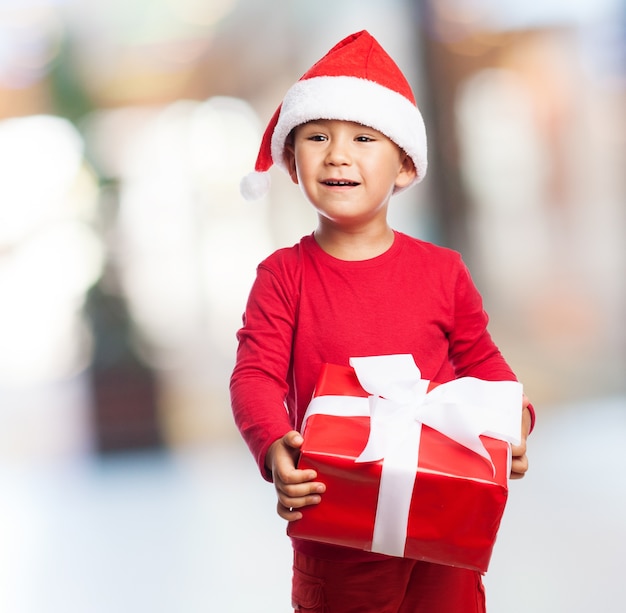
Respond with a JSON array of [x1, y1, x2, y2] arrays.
[[284, 430, 304, 449]]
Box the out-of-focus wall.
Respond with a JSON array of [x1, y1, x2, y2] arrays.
[[433, 18, 626, 405]]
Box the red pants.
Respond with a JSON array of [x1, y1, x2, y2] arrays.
[[292, 551, 486, 613]]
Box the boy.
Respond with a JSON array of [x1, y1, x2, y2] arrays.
[[231, 30, 534, 612]]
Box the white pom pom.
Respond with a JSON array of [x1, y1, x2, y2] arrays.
[[240, 171, 271, 200]]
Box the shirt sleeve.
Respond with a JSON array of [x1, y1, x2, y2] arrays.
[[230, 263, 297, 480]]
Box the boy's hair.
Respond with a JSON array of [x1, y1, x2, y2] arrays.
[[241, 30, 428, 200]]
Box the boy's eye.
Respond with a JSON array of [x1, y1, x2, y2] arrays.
[[355, 135, 375, 142], [307, 134, 327, 142]]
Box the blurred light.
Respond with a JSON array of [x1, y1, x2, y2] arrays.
[[429, 0, 490, 43], [0, 115, 93, 245], [456, 68, 548, 212], [429, 0, 622, 34], [478, 0, 622, 29], [63, 0, 237, 54], [455, 67, 552, 299], [165, 0, 238, 27], [84, 97, 271, 372], [189, 96, 263, 190], [0, 4, 64, 88], [150, 38, 212, 65], [0, 222, 103, 384], [54, 0, 239, 105], [80, 106, 164, 179], [0, 115, 103, 383]]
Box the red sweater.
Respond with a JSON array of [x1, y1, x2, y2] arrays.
[[230, 231, 519, 559]]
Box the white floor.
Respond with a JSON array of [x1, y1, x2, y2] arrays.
[[1, 396, 625, 612]]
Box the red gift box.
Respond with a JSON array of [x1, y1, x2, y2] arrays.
[[287, 355, 522, 573]]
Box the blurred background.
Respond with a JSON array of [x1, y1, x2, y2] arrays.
[[0, 0, 624, 611]]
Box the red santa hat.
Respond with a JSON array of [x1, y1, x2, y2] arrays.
[[240, 30, 428, 200]]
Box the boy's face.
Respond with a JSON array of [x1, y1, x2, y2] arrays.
[[284, 120, 416, 228]]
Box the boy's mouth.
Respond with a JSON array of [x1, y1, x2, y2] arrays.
[[322, 179, 360, 187]]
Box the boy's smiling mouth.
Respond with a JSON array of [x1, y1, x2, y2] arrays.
[[322, 179, 360, 187]]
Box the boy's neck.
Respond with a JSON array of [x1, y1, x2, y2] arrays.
[[314, 224, 395, 261]]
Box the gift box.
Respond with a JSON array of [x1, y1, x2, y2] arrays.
[[287, 354, 522, 572]]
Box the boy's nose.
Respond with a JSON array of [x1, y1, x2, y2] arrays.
[[325, 139, 351, 165]]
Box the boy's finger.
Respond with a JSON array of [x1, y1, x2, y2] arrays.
[[284, 430, 304, 449], [277, 467, 318, 485], [280, 492, 323, 509], [277, 491, 323, 515], [278, 479, 325, 500], [510, 453, 529, 478], [510, 438, 526, 458], [277, 502, 303, 521]]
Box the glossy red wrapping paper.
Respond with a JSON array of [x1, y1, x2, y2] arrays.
[[287, 363, 511, 572]]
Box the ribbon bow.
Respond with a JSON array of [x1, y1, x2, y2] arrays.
[[351, 355, 522, 467]]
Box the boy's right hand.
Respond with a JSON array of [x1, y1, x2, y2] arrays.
[[265, 430, 326, 521]]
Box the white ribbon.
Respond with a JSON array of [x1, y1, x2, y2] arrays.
[[302, 354, 523, 558]]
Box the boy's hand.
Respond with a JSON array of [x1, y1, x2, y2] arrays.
[[510, 395, 532, 479], [265, 431, 326, 521]]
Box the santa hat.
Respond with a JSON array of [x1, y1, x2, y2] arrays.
[[240, 30, 428, 200]]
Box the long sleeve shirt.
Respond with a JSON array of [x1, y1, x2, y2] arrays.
[[230, 231, 519, 560]]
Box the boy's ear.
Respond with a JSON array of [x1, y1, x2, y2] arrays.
[[284, 140, 299, 184], [395, 153, 417, 189]]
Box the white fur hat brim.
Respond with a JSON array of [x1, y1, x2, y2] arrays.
[[271, 75, 427, 189]]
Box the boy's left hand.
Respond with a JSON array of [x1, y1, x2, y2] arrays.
[[510, 394, 532, 479]]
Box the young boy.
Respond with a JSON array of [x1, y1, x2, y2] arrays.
[[231, 30, 534, 613]]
